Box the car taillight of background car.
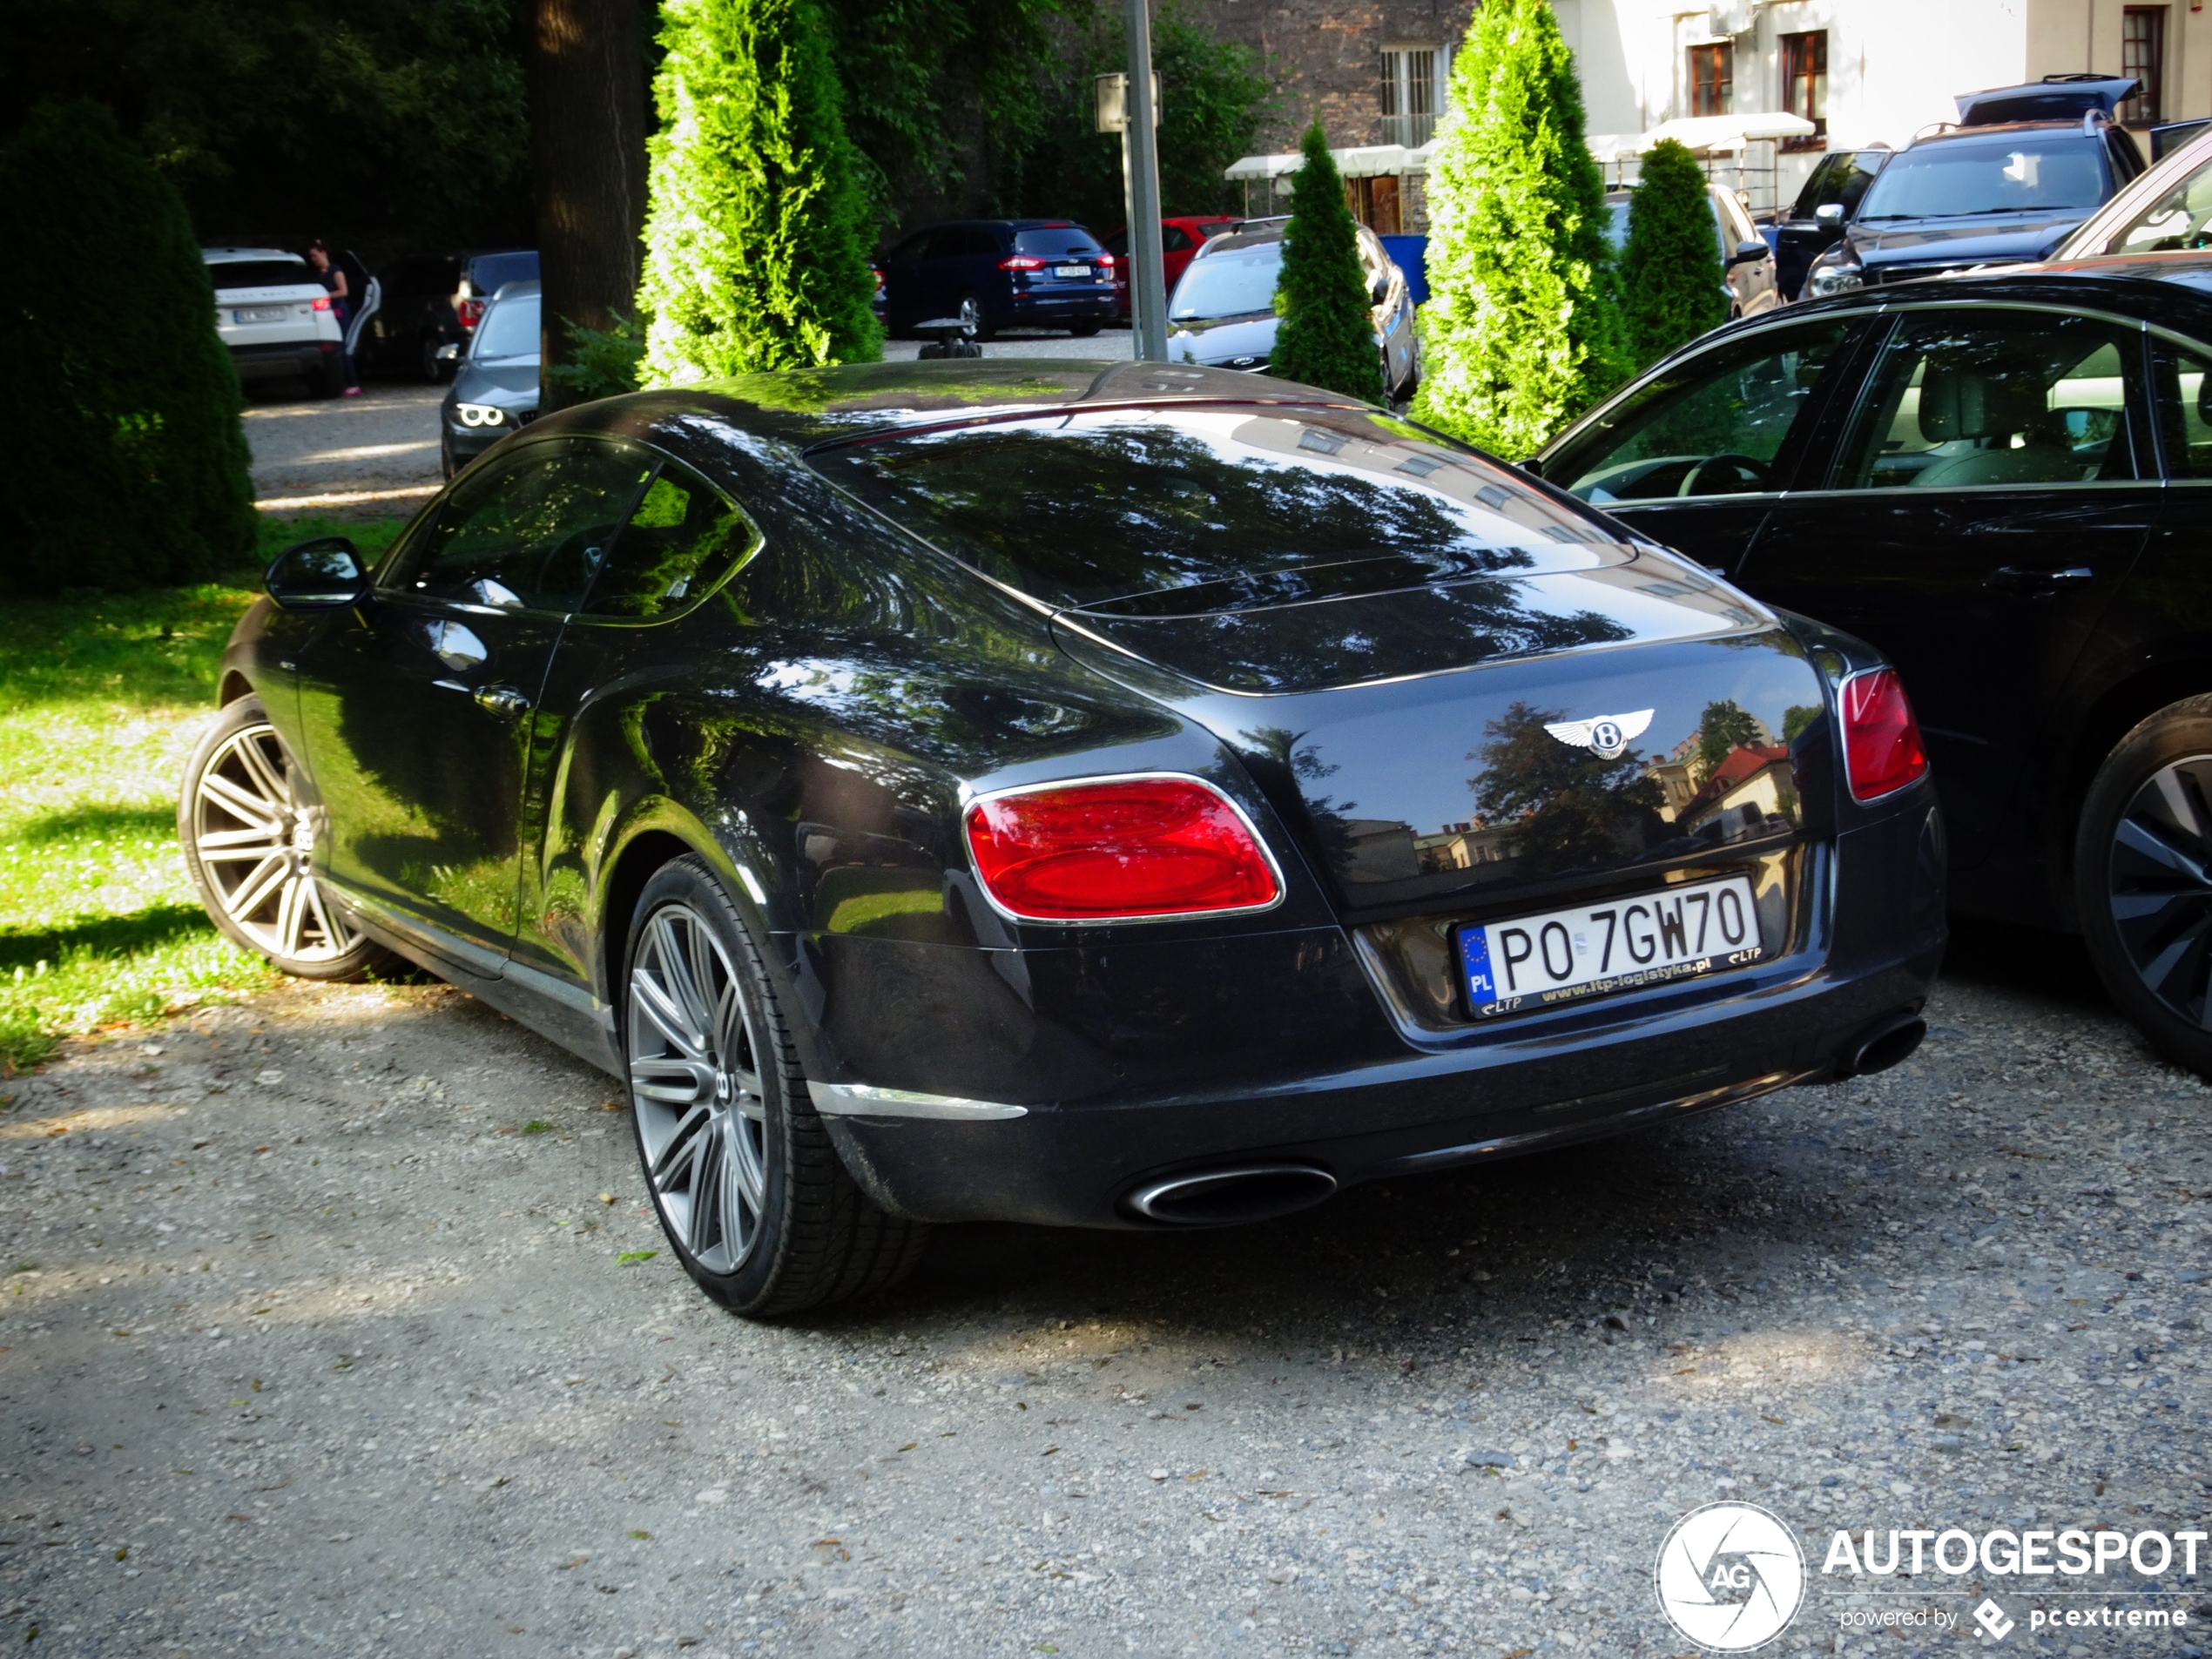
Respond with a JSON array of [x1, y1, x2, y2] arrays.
[[963, 776, 1281, 921], [457, 296, 487, 331]]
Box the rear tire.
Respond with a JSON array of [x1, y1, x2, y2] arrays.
[[178, 698, 400, 982], [622, 855, 927, 1316], [2077, 694, 2212, 1076], [421, 333, 449, 383], [957, 293, 995, 342], [1069, 320, 1103, 338]]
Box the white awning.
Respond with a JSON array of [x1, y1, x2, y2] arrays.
[[1223, 152, 1302, 181], [1637, 112, 1817, 154], [1222, 144, 1413, 181], [1586, 132, 1649, 164]]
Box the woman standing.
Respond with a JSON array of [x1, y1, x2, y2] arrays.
[[306, 240, 361, 395]]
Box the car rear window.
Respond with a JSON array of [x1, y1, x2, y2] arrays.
[[1013, 228, 1103, 257], [1857, 135, 2108, 219], [468, 252, 539, 293], [813, 407, 1622, 610], [208, 259, 314, 291]]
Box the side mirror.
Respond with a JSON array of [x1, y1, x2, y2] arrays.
[[1368, 274, 1390, 306], [1813, 202, 1845, 226], [266, 536, 370, 610], [1729, 239, 1770, 267]]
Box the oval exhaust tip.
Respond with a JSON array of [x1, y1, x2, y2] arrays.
[[1843, 1015, 1926, 1079], [1127, 1163, 1338, 1226]]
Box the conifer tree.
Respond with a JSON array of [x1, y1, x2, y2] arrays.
[[1621, 138, 1728, 368], [0, 101, 254, 593], [637, 0, 883, 383], [1268, 123, 1384, 403], [1411, 0, 1629, 455]]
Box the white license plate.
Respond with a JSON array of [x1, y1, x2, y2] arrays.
[[232, 306, 289, 324], [1053, 265, 1090, 278], [1458, 873, 1764, 1018]]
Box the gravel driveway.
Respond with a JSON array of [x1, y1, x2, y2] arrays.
[[243, 383, 446, 518], [3, 922, 2207, 1657]]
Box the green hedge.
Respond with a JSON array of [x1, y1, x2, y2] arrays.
[[1622, 138, 1729, 368], [1269, 125, 1384, 403]]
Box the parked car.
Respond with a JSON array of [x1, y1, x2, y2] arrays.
[[876, 220, 1115, 339], [1770, 147, 1891, 299], [1602, 185, 1781, 320], [1802, 77, 2143, 297], [1166, 219, 1420, 400], [1102, 215, 1238, 318], [1532, 260, 2212, 1074], [439, 281, 540, 478], [359, 249, 539, 381], [205, 246, 347, 397], [183, 359, 1939, 1314], [2049, 118, 2212, 264]]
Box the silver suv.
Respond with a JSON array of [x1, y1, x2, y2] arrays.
[[205, 247, 344, 397]]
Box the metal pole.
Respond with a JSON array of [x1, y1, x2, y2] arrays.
[[1118, 125, 1144, 362], [1124, 0, 1169, 362]]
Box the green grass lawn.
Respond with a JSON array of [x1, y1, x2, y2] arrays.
[[0, 516, 405, 1075]]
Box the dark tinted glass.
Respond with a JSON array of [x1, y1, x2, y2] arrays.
[[208, 260, 315, 290], [471, 294, 539, 360], [1013, 227, 1103, 256], [395, 439, 655, 610], [1857, 135, 2108, 218], [383, 257, 458, 295], [889, 232, 928, 261], [1832, 309, 2143, 489], [1159, 225, 1193, 252], [923, 228, 965, 259], [1103, 228, 1130, 255], [963, 227, 1002, 256], [467, 251, 539, 293], [1789, 151, 1885, 218], [2153, 340, 2212, 479], [817, 408, 1621, 610], [581, 458, 755, 619]]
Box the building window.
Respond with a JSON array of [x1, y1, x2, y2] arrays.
[[1380, 46, 1442, 146], [1779, 30, 1827, 150], [2122, 8, 2166, 125], [1689, 42, 1733, 119]]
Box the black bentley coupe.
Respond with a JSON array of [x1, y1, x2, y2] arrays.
[[180, 361, 1942, 1314], [1532, 259, 2212, 1079]]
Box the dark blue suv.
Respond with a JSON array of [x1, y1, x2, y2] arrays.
[[877, 219, 1116, 341]]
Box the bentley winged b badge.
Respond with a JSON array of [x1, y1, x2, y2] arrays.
[[1544, 708, 1654, 761]]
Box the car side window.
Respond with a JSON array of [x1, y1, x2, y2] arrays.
[[577, 456, 758, 621], [1828, 310, 2144, 490], [964, 227, 1001, 257], [1548, 320, 1861, 503], [1161, 225, 1193, 252], [2151, 339, 2212, 479], [2089, 154, 2212, 254], [388, 439, 657, 611]]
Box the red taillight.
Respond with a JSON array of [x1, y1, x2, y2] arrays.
[[1840, 668, 1928, 802], [458, 296, 486, 330], [998, 255, 1047, 271], [311, 295, 331, 311], [964, 777, 1281, 921], [871, 263, 886, 293]]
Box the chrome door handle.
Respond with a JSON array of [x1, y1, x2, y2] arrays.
[[473, 684, 529, 718]]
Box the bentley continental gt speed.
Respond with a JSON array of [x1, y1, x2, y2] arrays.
[[179, 361, 1943, 1316]]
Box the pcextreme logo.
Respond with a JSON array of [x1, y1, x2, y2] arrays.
[[1654, 1501, 1806, 1651]]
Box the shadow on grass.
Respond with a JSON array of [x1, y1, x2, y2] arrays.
[[0, 904, 213, 971], [10, 804, 178, 845]]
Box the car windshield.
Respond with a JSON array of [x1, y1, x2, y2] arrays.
[[2085, 151, 2212, 253], [209, 259, 314, 291], [1014, 228, 1103, 256], [1856, 137, 2107, 219], [1170, 244, 1281, 320], [472, 294, 540, 361], [813, 407, 1617, 610]]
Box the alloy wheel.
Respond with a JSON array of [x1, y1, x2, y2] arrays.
[[188, 723, 357, 962], [958, 295, 981, 337], [628, 902, 770, 1274], [2106, 754, 2212, 1025]]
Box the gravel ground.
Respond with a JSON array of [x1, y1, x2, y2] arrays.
[[242, 382, 445, 517], [3, 921, 2208, 1656]]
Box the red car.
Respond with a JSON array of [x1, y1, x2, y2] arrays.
[[1103, 216, 1240, 319]]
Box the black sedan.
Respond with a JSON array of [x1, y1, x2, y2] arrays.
[[179, 361, 1941, 1314], [1533, 260, 2212, 1076]]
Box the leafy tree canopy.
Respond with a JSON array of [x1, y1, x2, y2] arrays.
[[1268, 124, 1383, 403], [1621, 138, 1728, 368]]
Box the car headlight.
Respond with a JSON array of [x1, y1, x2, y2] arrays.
[[455, 402, 505, 428], [1804, 248, 1864, 297]]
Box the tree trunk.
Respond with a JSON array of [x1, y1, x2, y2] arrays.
[[529, 0, 648, 412]]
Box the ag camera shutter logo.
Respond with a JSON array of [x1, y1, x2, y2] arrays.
[[1655, 1501, 1806, 1650]]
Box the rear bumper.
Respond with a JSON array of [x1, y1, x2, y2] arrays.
[[1007, 292, 1116, 322], [229, 340, 337, 381]]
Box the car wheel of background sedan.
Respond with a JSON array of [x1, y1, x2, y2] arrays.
[[957, 293, 995, 342], [177, 698, 399, 982], [1069, 320, 1102, 338], [624, 855, 927, 1316], [421, 334, 448, 383], [2077, 695, 2212, 1076]]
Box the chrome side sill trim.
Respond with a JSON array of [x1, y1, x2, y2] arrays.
[[504, 958, 618, 1035], [807, 1082, 1028, 1122]]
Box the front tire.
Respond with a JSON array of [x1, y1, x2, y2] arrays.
[[1069, 319, 1103, 338], [957, 293, 995, 342], [178, 698, 396, 981], [623, 856, 926, 1316], [2077, 695, 2212, 1076]]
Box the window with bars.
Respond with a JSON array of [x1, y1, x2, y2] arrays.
[[1689, 43, 1733, 118], [1779, 31, 1827, 151], [2122, 7, 2166, 125], [1380, 47, 1442, 146]]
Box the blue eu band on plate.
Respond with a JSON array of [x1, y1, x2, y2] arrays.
[[1459, 873, 1766, 1017]]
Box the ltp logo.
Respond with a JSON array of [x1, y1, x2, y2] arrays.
[[1974, 1598, 2016, 1641], [1655, 1501, 1806, 1650]]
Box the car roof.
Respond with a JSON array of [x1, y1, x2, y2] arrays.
[[526, 360, 1379, 454], [1709, 259, 2212, 338], [203, 246, 304, 265], [1898, 119, 2111, 153], [489, 280, 541, 301]]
